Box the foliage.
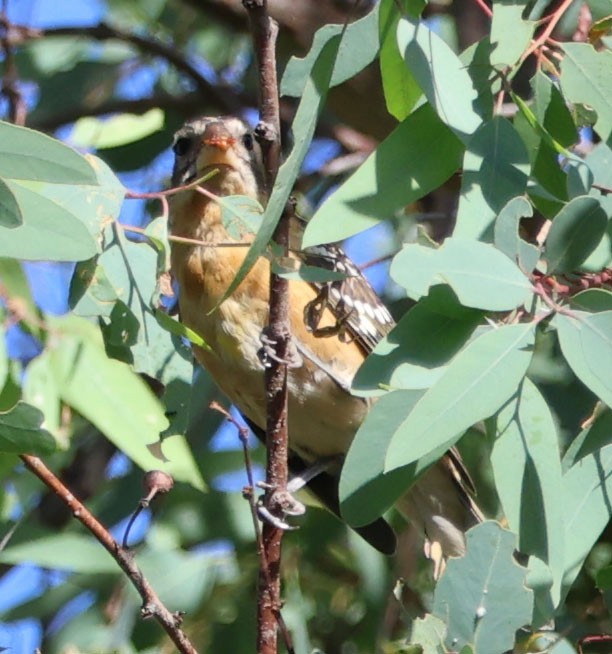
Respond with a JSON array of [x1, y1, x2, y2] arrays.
[[1, 1, 612, 653]]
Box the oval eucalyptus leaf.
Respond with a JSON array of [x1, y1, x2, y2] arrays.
[[433, 522, 533, 654], [0, 121, 97, 185], [71, 109, 164, 149], [555, 310, 612, 406], [0, 155, 124, 262], [353, 289, 483, 396], [491, 378, 565, 618], [379, 0, 421, 120], [494, 196, 540, 273], [42, 315, 205, 491], [455, 117, 530, 239], [340, 389, 428, 526], [281, 4, 379, 97], [390, 237, 533, 311], [0, 401, 56, 455], [544, 196, 608, 273], [561, 43, 612, 141], [302, 104, 463, 248], [490, 2, 536, 67], [561, 439, 612, 599], [385, 322, 535, 472], [396, 16, 481, 141], [570, 288, 612, 313]]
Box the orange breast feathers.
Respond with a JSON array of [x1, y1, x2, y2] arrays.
[[169, 188, 370, 461]]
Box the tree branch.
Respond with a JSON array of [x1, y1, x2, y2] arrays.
[[36, 21, 240, 113], [20, 455, 199, 654], [243, 2, 292, 654]]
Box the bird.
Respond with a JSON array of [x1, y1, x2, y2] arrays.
[[168, 115, 482, 576]]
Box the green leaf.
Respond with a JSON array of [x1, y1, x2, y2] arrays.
[[0, 178, 21, 228], [533, 70, 578, 149], [379, 0, 421, 120], [71, 109, 164, 149], [0, 534, 117, 573], [0, 155, 124, 262], [543, 196, 608, 273], [561, 440, 612, 599], [563, 407, 612, 467], [217, 194, 264, 240], [490, 0, 536, 68], [396, 16, 481, 141], [303, 104, 463, 247], [41, 315, 205, 490], [0, 401, 56, 455], [455, 117, 530, 239], [3, 399, 35, 448], [570, 288, 612, 312], [560, 43, 612, 141], [408, 614, 447, 654], [556, 311, 612, 406], [433, 522, 533, 654], [384, 322, 535, 473], [390, 237, 533, 311], [73, 224, 192, 386], [0, 121, 97, 185], [493, 196, 540, 273], [216, 28, 340, 306], [352, 287, 483, 396], [491, 378, 564, 618], [281, 4, 379, 97], [340, 389, 427, 526], [155, 309, 210, 350]]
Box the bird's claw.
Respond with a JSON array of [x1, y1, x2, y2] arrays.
[[256, 481, 306, 530], [258, 329, 302, 369]]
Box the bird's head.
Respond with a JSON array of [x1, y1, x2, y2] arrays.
[[171, 116, 264, 201]]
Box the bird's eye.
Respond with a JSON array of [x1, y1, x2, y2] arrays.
[[173, 137, 191, 157], [242, 132, 254, 151]]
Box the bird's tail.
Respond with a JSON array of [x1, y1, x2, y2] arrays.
[[395, 449, 483, 578]]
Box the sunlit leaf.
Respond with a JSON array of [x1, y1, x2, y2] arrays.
[[385, 322, 535, 472], [455, 117, 530, 239], [543, 196, 608, 273], [303, 104, 462, 247], [556, 311, 612, 406], [396, 16, 481, 140], [491, 378, 564, 619], [353, 288, 483, 396], [494, 196, 540, 273], [281, 4, 379, 96], [433, 522, 533, 653], [390, 237, 533, 311]]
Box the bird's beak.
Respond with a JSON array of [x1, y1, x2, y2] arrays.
[[202, 122, 236, 151]]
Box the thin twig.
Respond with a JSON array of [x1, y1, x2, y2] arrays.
[[519, 0, 575, 65], [472, 0, 493, 19], [209, 402, 264, 550], [20, 455, 198, 654], [120, 223, 253, 250]]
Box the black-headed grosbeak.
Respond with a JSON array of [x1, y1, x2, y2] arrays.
[[169, 116, 482, 575]]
